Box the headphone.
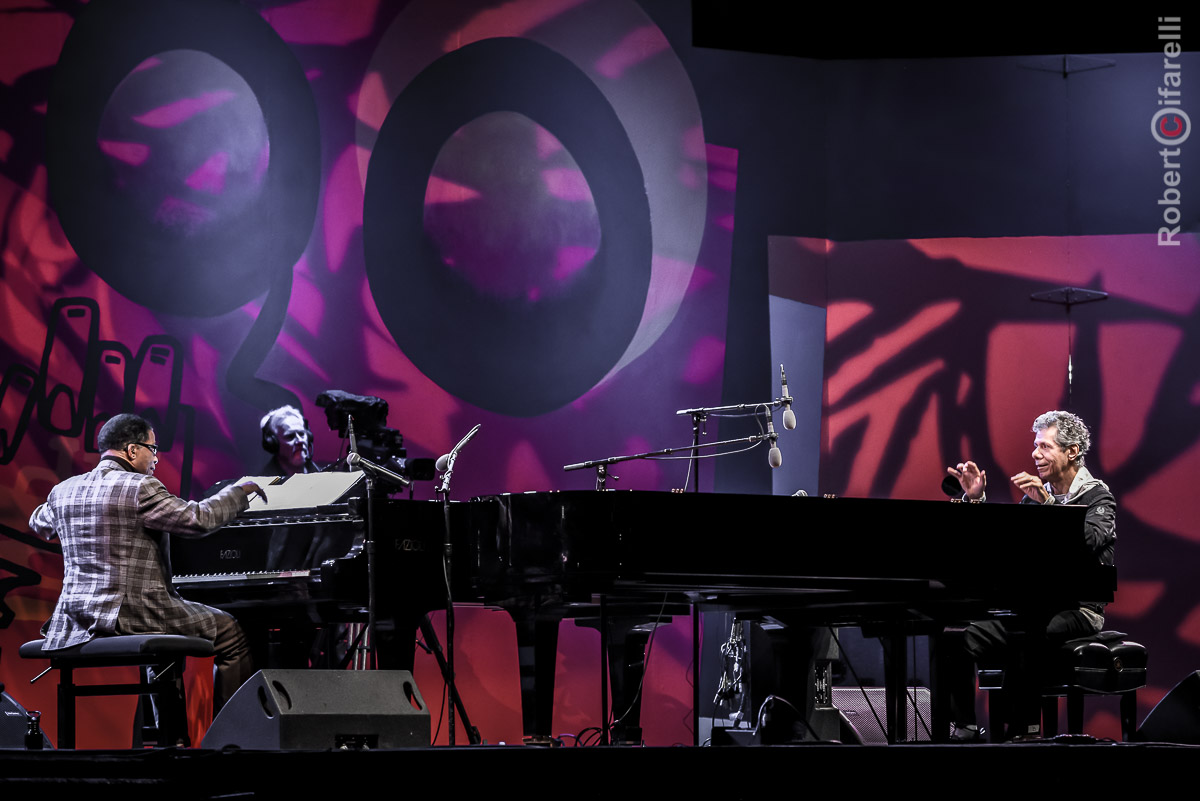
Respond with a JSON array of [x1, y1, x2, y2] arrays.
[[260, 407, 314, 455]]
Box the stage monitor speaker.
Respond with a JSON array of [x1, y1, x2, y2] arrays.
[[1, 691, 52, 749], [202, 669, 429, 750], [832, 686, 931, 744], [1136, 670, 1200, 744]]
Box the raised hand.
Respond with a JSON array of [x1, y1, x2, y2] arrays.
[[1010, 471, 1050, 504], [946, 460, 987, 500]]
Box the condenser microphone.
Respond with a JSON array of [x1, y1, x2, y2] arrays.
[[346, 415, 359, 471], [767, 418, 782, 468], [780, 365, 796, 431], [347, 451, 411, 487], [436, 424, 483, 473]]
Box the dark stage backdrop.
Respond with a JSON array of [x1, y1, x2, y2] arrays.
[[1, 0, 1197, 747]]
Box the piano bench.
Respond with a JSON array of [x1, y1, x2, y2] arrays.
[[978, 631, 1147, 741], [19, 635, 215, 749]]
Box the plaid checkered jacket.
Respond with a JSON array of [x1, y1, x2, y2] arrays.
[[28, 457, 249, 650]]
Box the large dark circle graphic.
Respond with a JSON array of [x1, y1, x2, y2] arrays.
[[364, 37, 652, 417], [47, 0, 320, 317]]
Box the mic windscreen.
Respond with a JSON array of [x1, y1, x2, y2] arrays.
[[782, 408, 797, 430], [435, 453, 451, 473], [768, 446, 783, 468]]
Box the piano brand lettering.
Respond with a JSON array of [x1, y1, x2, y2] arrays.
[[396, 539, 425, 552], [219, 549, 241, 560]]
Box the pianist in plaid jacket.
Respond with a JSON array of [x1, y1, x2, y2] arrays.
[[29, 413, 264, 712]]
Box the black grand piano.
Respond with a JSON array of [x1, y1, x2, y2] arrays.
[[174, 488, 1115, 744]]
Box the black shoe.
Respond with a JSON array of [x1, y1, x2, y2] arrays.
[[949, 724, 985, 742]]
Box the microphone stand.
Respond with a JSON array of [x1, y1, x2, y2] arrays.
[[563, 430, 778, 489], [675, 398, 792, 417], [345, 417, 468, 741], [689, 411, 707, 493], [433, 423, 480, 745], [437, 471, 457, 746], [364, 473, 378, 670], [674, 395, 792, 486], [351, 430, 477, 743], [346, 416, 378, 670], [563, 400, 786, 746], [563, 429, 776, 745]]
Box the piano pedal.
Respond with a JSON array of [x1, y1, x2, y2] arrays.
[[522, 735, 564, 747], [612, 725, 643, 746]]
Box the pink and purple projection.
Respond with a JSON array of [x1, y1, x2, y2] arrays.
[[1, 0, 727, 748], [809, 234, 1200, 739]]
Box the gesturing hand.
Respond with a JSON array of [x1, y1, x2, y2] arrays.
[[1010, 471, 1050, 504], [946, 461, 987, 500]]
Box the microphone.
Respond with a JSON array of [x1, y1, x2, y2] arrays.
[[436, 423, 482, 472], [780, 364, 796, 431], [454, 423, 482, 453], [767, 418, 782, 468], [346, 415, 359, 470], [347, 451, 411, 488], [436, 424, 482, 495]]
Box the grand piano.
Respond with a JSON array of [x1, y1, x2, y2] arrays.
[[174, 489, 1115, 744]]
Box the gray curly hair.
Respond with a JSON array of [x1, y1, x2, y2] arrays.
[[1032, 410, 1091, 466]]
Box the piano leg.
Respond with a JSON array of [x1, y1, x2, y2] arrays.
[[374, 611, 421, 671], [511, 614, 561, 744], [929, 629, 952, 743], [509, 611, 663, 745], [583, 611, 683, 745], [856, 622, 940, 743], [881, 630, 909, 743], [583, 617, 661, 745], [747, 619, 840, 743], [609, 624, 655, 745], [238, 614, 323, 671]]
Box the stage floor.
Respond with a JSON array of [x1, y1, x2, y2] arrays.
[[0, 741, 1191, 798]]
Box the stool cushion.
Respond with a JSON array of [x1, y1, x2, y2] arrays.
[[19, 635, 215, 662], [1055, 631, 1147, 694]]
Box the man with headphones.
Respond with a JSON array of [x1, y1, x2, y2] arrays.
[[255, 404, 339, 668], [260, 405, 320, 476]]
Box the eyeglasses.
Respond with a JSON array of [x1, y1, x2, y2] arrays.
[[130, 442, 159, 455]]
